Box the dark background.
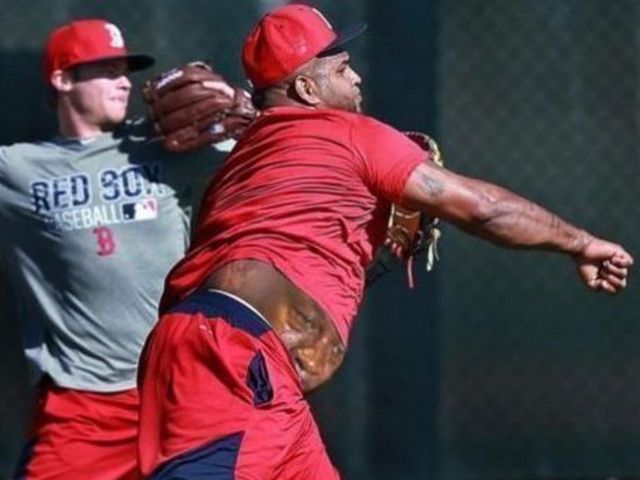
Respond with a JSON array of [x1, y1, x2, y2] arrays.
[[1, 1, 638, 479]]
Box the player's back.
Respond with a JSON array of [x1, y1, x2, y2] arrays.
[[163, 106, 424, 342]]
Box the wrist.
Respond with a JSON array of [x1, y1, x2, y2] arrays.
[[569, 230, 593, 257]]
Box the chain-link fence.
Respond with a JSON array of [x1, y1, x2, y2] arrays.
[[1, 1, 639, 479], [438, 1, 640, 479]]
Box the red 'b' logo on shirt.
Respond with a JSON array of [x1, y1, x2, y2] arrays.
[[93, 226, 117, 256]]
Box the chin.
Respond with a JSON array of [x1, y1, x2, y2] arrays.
[[108, 111, 127, 125], [349, 101, 362, 114], [100, 115, 126, 131], [108, 103, 129, 122]]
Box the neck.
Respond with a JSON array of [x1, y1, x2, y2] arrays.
[[57, 107, 115, 139]]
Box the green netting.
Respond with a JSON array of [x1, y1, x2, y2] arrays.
[[438, 1, 640, 478]]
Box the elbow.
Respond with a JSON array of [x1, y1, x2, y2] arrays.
[[465, 188, 503, 227]]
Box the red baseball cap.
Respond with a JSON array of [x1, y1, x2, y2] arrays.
[[242, 4, 366, 89], [43, 19, 155, 83]]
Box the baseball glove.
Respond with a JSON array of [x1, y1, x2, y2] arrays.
[[365, 131, 444, 288], [142, 61, 257, 153]]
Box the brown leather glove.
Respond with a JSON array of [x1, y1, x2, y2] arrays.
[[366, 131, 444, 287], [143, 61, 257, 152]]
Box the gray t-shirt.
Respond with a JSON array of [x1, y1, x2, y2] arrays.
[[0, 121, 228, 392]]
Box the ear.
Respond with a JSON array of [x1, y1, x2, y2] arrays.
[[50, 69, 74, 94], [292, 75, 322, 107]]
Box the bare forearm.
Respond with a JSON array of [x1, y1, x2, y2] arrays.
[[403, 162, 591, 255], [457, 181, 590, 254], [402, 162, 632, 294]]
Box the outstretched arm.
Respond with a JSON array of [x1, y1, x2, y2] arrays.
[[401, 161, 633, 294]]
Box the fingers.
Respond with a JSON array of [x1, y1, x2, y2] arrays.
[[391, 244, 404, 258], [586, 277, 625, 294], [610, 251, 634, 267], [383, 238, 407, 259], [601, 276, 627, 293], [601, 259, 630, 292], [579, 240, 633, 294], [202, 80, 235, 98], [601, 260, 628, 279], [586, 259, 630, 294], [601, 279, 626, 294]]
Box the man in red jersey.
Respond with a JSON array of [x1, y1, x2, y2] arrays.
[[137, 4, 633, 479]]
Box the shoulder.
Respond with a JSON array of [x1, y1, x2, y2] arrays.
[[316, 109, 406, 143], [350, 112, 402, 136], [338, 113, 414, 156], [259, 106, 364, 130], [0, 118, 154, 168], [0, 141, 57, 171], [310, 108, 370, 130]]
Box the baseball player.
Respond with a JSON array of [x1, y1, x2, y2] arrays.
[[137, 4, 634, 479], [0, 19, 241, 480]]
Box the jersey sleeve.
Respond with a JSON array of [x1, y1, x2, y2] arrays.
[[350, 116, 427, 202]]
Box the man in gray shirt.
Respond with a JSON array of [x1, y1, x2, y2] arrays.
[[0, 18, 234, 479]]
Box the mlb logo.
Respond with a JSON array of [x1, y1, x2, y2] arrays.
[[122, 198, 158, 221]]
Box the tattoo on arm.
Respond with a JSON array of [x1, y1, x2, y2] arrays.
[[480, 191, 585, 252], [418, 170, 445, 197]]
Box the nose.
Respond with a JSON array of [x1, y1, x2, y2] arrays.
[[118, 74, 132, 90], [350, 67, 362, 86]]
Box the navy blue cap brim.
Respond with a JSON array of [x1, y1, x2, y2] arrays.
[[71, 53, 155, 72], [126, 54, 155, 72], [319, 22, 367, 56]]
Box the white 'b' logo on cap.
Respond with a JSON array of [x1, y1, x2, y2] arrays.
[[311, 8, 334, 31], [104, 23, 125, 48]]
